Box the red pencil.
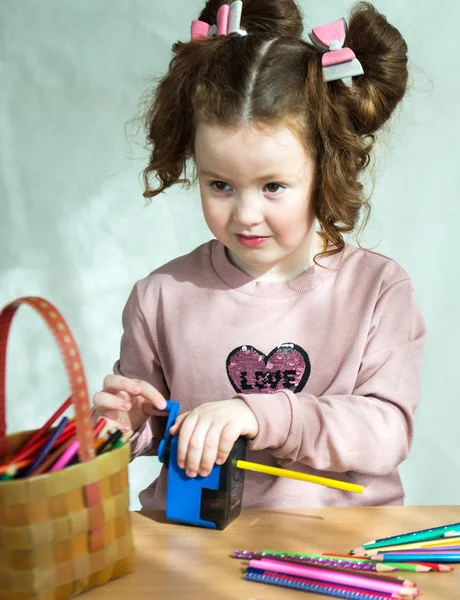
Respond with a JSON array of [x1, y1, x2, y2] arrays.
[[405, 562, 453, 572], [3, 396, 72, 465], [4, 416, 104, 470]]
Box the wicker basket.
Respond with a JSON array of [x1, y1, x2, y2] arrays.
[[0, 297, 136, 599]]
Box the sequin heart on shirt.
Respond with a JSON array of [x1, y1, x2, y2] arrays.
[[226, 343, 311, 394]]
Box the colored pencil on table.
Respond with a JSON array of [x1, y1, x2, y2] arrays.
[[321, 553, 440, 573], [412, 562, 453, 572], [372, 552, 460, 563], [248, 558, 420, 596], [263, 550, 404, 573], [354, 536, 460, 556], [246, 567, 414, 599], [358, 521, 460, 551], [235, 550, 400, 574], [376, 546, 460, 554]]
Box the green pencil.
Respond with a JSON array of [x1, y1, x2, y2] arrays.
[[357, 521, 460, 551]]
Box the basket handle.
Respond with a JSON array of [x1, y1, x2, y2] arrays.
[[0, 297, 96, 463]]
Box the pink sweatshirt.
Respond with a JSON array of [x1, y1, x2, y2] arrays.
[[113, 240, 426, 509]]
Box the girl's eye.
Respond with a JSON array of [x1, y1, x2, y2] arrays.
[[210, 181, 232, 192], [265, 183, 285, 194]]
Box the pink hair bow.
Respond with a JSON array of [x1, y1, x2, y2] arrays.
[[308, 18, 364, 86], [191, 1, 247, 41]]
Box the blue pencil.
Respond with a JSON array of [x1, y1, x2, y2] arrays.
[[245, 567, 401, 599], [20, 416, 69, 477], [373, 552, 460, 563]]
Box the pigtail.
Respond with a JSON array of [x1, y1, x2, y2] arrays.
[[303, 3, 408, 256], [345, 2, 409, 136], [143, 44, 197, 198]]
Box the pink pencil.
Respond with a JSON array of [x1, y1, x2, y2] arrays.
[[248, 559, 420, 596], [49, 439, 79, 472]]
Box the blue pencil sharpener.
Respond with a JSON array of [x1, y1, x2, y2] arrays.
[[158, 400, 246, 530]]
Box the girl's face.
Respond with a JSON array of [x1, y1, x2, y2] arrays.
[[195, 122, 318, 278]]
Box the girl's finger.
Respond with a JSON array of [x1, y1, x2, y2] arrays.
[[216, 422, 240, 465], [169, 411, 190, 434], [183, 419, 212, 477], [92, 408, 131, 432], [175, 413, 200, 473], [103, 374, 141, 396], [197, 422, 223, 476], [134, 379, 167, 410], [141, 403, 170, 418], [94, 391, 129, 412]]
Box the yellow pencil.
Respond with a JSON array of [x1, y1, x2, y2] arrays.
[[235, 460, 364, 494], [355, 536, 460, 556]]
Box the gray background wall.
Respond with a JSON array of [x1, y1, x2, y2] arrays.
[[1, 0, 458, 508]]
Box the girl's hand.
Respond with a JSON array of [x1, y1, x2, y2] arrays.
[[93, 374, 168, 435], [169, 399, 259, 478]]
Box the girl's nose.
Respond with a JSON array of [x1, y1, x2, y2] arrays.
[[232, 196, 264, 227]]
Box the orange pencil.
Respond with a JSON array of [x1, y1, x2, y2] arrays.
[[0, 458, 31, 474]]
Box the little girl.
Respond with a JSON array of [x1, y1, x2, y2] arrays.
[[94, 0, 426, 509]]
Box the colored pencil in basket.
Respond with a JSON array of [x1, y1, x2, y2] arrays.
[[96, 429, 123, 455], [248, 558, 420, 596], [3, 396, 72, 463], [60, 417, 109, 467], [0, 458, 31, 475], [19, 416, 69, 478], [0, 465, 17, 481], [44, 416, 106, 473], [111, 439, 125, 450], [3, 421, 74, 468], [28, 435, 77, 477], [49, 439, 80, 472], [356, 521, 460, 552]]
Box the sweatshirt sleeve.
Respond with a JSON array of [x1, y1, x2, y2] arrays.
[[114, 282, 170, 460], [237, 279, 427, 476]]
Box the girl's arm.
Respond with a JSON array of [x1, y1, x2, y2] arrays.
[[113, 283, 170, 459], [238, 279, 426, 476]]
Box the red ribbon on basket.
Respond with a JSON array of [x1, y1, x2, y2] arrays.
[[0, 297, 101, 508]]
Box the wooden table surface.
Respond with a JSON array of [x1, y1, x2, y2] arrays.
[[83, 505, 460, 600]]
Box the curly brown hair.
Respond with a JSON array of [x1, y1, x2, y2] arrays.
[[142, 1, 408, 259]]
